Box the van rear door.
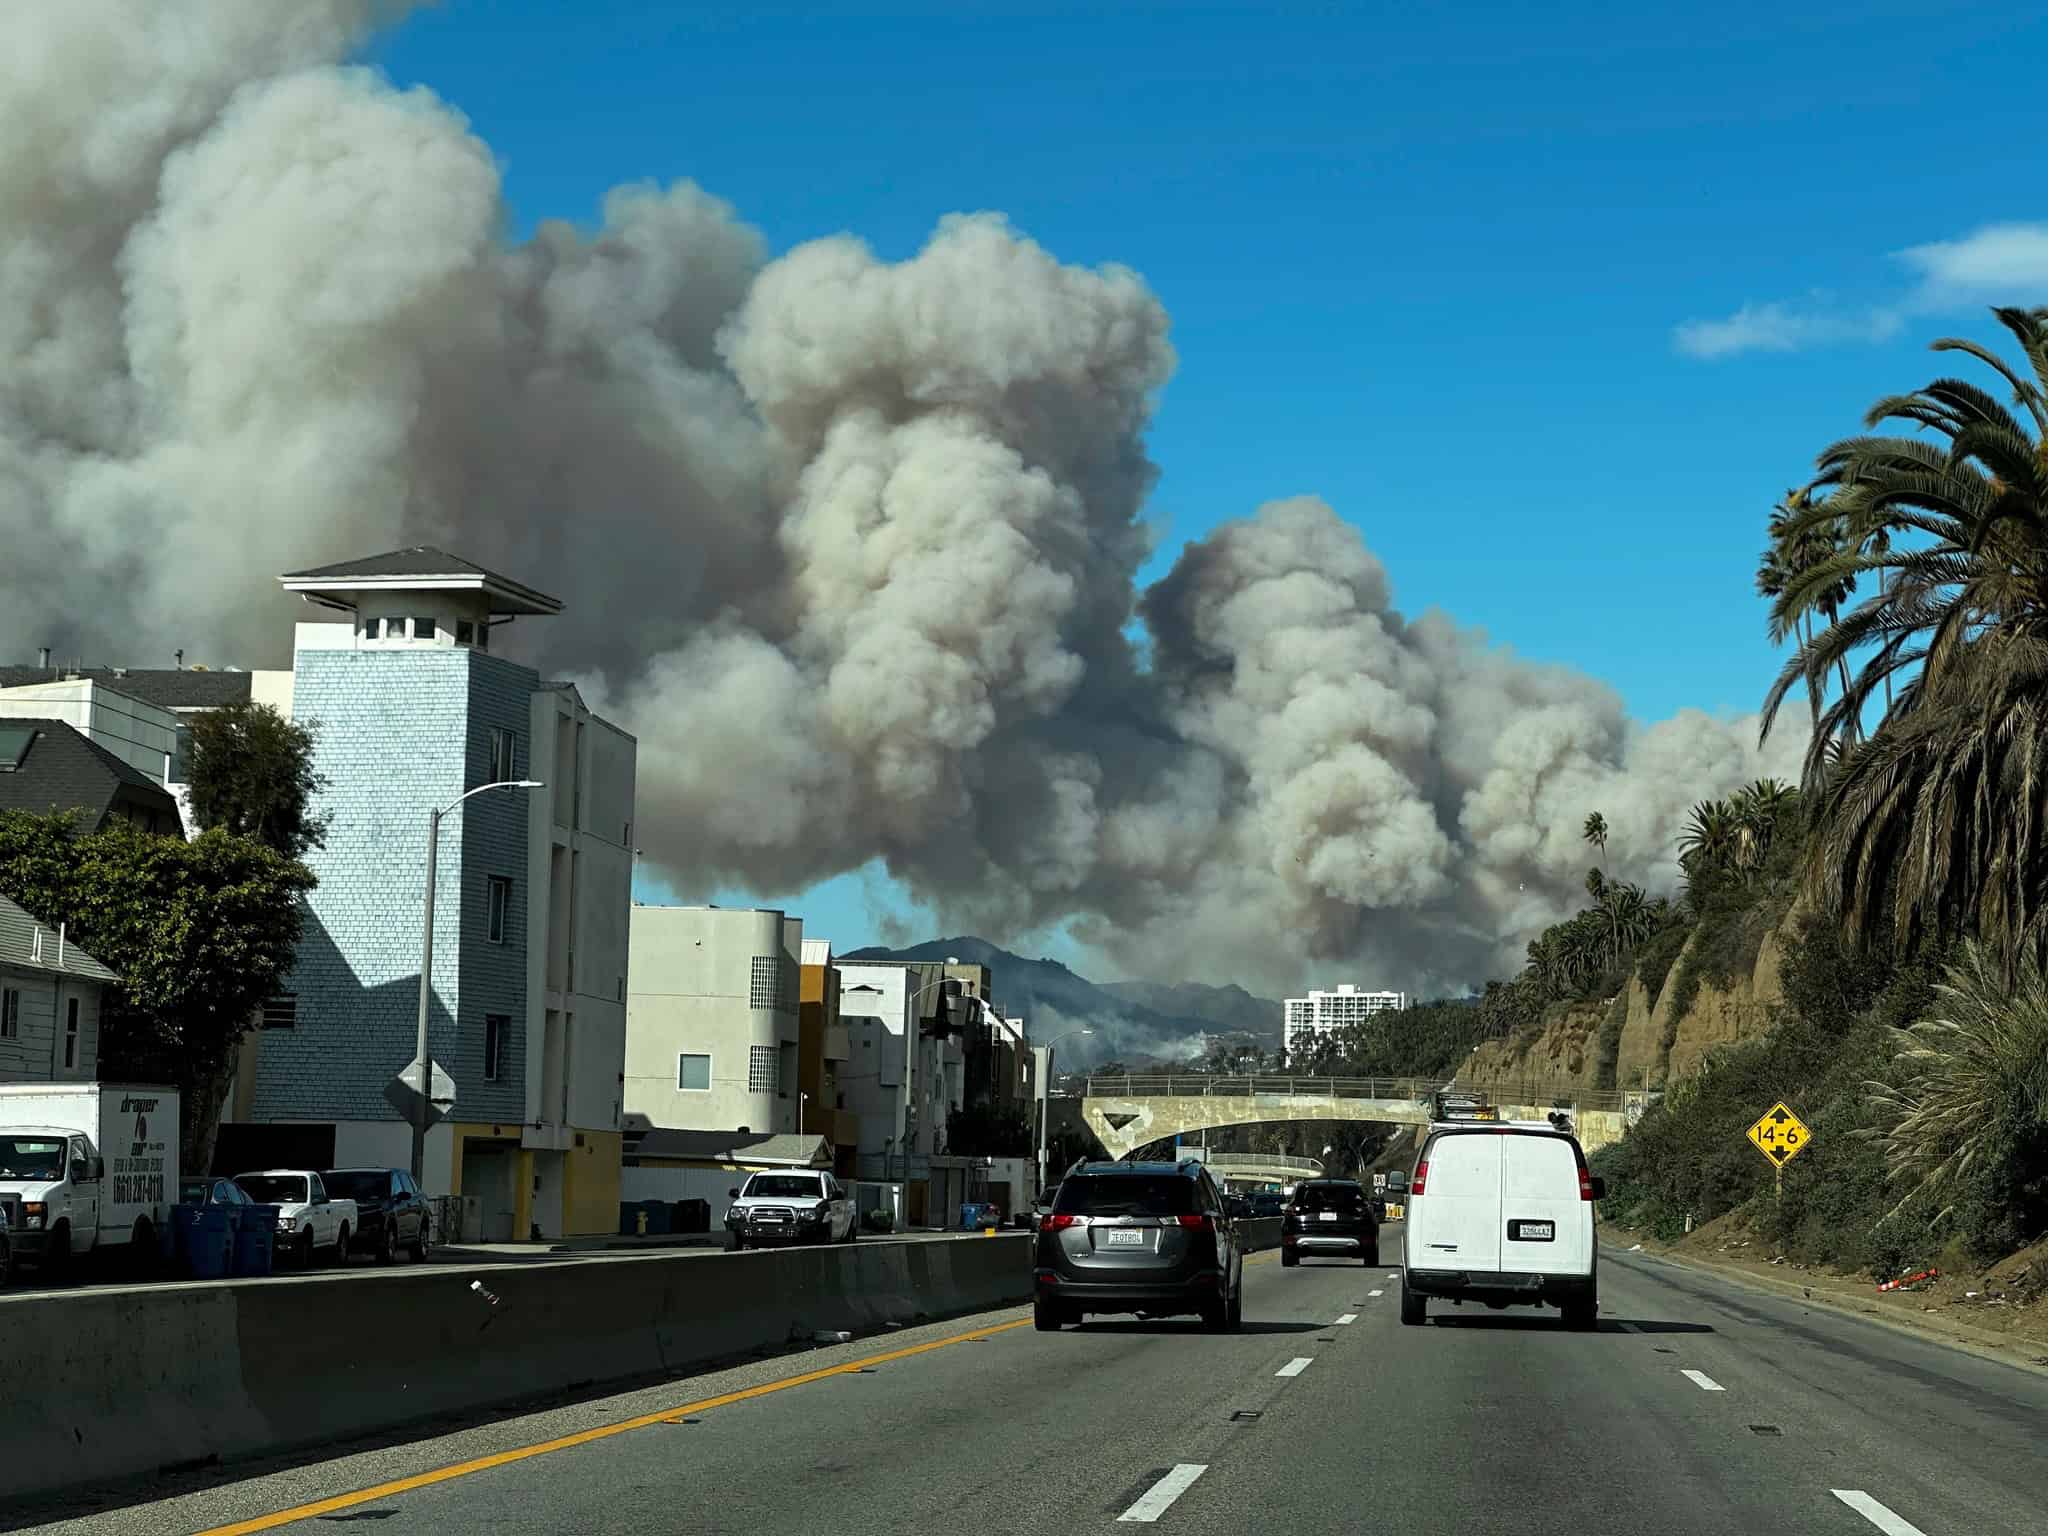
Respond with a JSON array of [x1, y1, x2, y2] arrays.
[[1411, 1130, 1501, 1273], [1501, 1131, 1589, 1276]]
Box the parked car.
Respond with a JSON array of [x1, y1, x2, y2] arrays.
[[1400, 1119, 1603, 1328], [0, 1199, 10, 1288], [724, 1170, 858, 1249], [323, 1167, 431, 1263], [235, 1170, 356, 1266], [1032, 1158, 1243, 1332], [179, 1176, 256, 1210], [1280, 1177, 1379, 1267]]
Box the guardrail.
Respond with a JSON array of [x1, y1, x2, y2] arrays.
[[1080, 1074, 1631, 1113]]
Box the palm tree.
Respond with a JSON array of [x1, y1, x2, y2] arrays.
[[1678, 798, 1737, 880], [1759, 306, 2048, 976], [1760, 490, 1859, 739], [1582, 811, 1609, 871], [1728, 778, 1798, 878], [1863, 937, 2048, 1227]]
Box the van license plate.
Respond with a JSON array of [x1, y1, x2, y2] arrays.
[[1105, 1228, 1145, 1247], [1509, 1220, 1554, 1242]]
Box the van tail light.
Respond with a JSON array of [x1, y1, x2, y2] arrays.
[[1040, 1213, 1078, 1232], [1409, 1161, 1428, 1197], [1578, 1166, 1595, 1202], [1176, 1213, 1215, 1232]]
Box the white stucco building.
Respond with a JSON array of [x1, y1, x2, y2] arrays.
[[625, 905, 803, 1137]]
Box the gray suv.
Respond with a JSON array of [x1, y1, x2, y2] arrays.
[[1032, 1159, 1244, 1332]]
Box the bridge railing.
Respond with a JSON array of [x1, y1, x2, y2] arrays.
[[1081, 1074, 1436, 1100], [1080, 1074, 1631, 1112], [1198, 1152, 1325, 1178]]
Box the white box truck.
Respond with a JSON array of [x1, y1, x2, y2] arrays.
[[0, 1083, 179, 1274]]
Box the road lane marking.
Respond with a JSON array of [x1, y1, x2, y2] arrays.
[[1831, 1491, 1928, 1535], [1276, 1357, 1314, 1377], [1681, 1369, 1725, 1392], [1385, 1271, 1398, 1278], [1335, 1313, 1358, 1325], [191, 1316, 1034, 1535], [1368, 1288, 1383, 1297], [1117, 1464, 1207, 1523]]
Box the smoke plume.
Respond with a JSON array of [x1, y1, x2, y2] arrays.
[[0, 4, 1807, 998]]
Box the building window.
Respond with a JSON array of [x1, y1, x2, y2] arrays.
[[456, 619, 476, 646], [0, 987, 17, 1039], [63, 998, 79, 1069], [748, 1044, 778, 1094], [487, 875, 513, 944], [750, 955, 794, 1012], [261, 996, 297, 1030], [490, 727, 517, 784], [361, 617, 382, 640], [483, 1014, 509, 1082], [414, 616, 437, 641], [678, 1053, 711, 1091]]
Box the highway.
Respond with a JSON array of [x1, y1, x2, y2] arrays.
[[15, 1224, 2046, 1536]]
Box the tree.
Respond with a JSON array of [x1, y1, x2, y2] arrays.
[[185, 702, 330, 858], [0, 811, 315, 1171], [1582, 811, 1609, 871], [1760, 306, 2048, 976]]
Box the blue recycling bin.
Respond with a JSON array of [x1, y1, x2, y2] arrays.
[[173, 1205, 234, 1280], [231, 1208, 275, 1277]]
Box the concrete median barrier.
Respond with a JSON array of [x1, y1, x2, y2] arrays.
[[0, 1232, 1035, 1502]]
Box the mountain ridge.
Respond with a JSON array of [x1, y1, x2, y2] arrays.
[[838, 935, 1283, 1065]]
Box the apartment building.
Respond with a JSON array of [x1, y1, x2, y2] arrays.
[[1282, 984, 1409, 1055], [226, 547, 636, 1241], [625, 905, 804, 1137]]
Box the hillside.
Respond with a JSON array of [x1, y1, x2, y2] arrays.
[[838, 936, 1279, 1065]]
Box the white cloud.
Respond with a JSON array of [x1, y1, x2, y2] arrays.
[[1673, 300, 1900, 360], [1673, 221, 2048, 360], [1896, 222, 2048, 304]]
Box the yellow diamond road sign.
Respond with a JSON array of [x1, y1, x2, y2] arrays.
[[1746, 1102, 1812, 1167]]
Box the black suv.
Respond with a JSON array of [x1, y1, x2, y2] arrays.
[[322, 1167, 432, 1263], [1281, 1178, 1379, 1267], [1033, 1159, 1244, 1332]]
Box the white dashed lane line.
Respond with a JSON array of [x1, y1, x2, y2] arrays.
[[1367, 1289, 1383, 1297], [1117, 1465, 1207, 1523], [1334, 1314, 1358, 1325], [1830, 1491, 1928, 1535], [1276, 1357, 1314, 1378], [1681, 1370, 1726, 1392]]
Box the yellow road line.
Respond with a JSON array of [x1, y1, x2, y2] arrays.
[[195, 1316, 1033, 1535]]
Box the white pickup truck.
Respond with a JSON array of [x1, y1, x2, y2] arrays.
[[235, 1169, 357, 1265]]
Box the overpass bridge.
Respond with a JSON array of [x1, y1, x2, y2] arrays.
[[1079, 1075, 1630, 1161]]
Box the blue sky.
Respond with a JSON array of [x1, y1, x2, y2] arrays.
[[369, 0, 2048, 970]]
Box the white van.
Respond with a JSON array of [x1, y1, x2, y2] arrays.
[[1399, 1119, 1603, 1328]]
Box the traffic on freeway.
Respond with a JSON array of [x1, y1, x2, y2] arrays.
[[12, 1216, 2044, 1536]]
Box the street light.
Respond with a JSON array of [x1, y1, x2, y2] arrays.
[[1034, 1028, 1092, 1196], [411, 778, 544, 1186]]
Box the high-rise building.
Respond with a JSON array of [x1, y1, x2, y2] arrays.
[[230, 547, 636, 1241], [1282, 984, 1408, 1054]]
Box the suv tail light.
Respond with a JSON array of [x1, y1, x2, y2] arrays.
[[1175, 1213, 1214, 1232], [1409, 1161, 1428, 1196], [1577, 1165, 1595, 1202], [1040, 1213, 1079, 1232]]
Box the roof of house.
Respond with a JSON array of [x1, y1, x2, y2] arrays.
[[0, 667, 253, 709], [0, 718, 182, 829], [623, 1127, 832, 1167], [0, 890, 120, 982], [278, 545, 563, 616]]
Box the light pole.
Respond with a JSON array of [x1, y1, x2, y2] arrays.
[[1034, 1028, 1092, 1197], [411, 778, 544, 1186]]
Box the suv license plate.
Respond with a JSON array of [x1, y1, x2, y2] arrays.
[[1317, 1212, 1339, 1222], [1510, 1220, 1555, 1242], [1104, 1228, 1145, 1247]]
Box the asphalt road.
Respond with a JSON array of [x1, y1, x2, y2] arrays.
[[17, 1223, 2047, 1535]]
